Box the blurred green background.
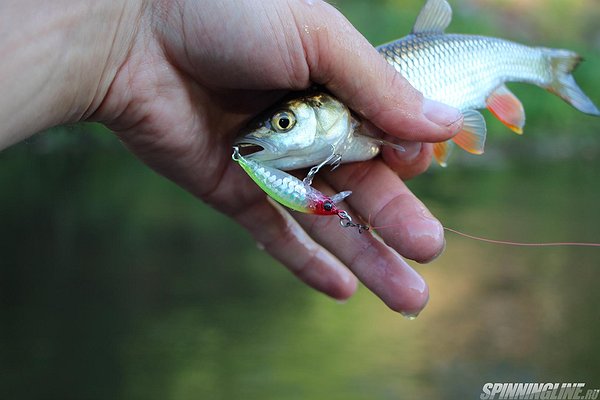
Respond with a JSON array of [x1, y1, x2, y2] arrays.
[[1, 1, 600, 399]]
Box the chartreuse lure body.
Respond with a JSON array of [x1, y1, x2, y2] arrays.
[[232, 147, 367, 232], [232, 146, 338, 215]]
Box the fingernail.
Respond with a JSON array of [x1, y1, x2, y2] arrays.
[[394, 141, 422, 162], [423, 98, 463, 129]]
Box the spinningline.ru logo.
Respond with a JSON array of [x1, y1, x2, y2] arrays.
[[480, 383, 599, 400]]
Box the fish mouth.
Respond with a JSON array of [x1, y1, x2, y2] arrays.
[[237, 143, 265, 157], [233, 137, 277, 160]]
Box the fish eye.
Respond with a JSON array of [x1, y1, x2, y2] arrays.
[[271, 111, 296, 132], [323, 201, 333, 212]]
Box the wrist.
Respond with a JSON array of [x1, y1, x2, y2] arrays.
[[0, 0, 145, 149]]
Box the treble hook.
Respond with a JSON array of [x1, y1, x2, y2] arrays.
[[337, 210, 369, 234]]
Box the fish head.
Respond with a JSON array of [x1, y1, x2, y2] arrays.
[[235, 92, 352, 170]]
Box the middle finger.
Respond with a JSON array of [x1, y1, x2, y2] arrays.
[[292, 177, 430, 315]]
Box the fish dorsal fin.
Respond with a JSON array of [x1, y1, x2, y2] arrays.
[[486, 84, 526, 135], [412, 0, 453, 35], [452, 110, 487, 155], [433, 140, 454, 167]]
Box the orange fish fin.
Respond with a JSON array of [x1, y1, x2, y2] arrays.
[[486, 84, 525, 135], [452, 110, 487, 155], [433, 140, 454, 167]]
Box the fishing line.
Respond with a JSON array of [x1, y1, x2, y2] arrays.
[[366, 217, 600, 248], [442, 226, 600, 248]]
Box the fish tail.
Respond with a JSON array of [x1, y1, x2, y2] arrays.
[[542, 48, 600, 116]]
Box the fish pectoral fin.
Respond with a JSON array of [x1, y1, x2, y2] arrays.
[[433, 140, 454, 167], [412, 0, 452, 35], [452, 110, 487, 155], [486, 84, 526, 135], [367, 137, 406, 153], [354, 129, 407, 153]]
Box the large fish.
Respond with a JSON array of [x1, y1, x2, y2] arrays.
[[235, 0, 599, 168]]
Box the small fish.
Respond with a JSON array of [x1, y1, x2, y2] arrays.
[[236, 0, 599, 167], [235, 91, 382, 171]]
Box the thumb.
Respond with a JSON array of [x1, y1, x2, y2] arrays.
[[293, 0, 463, 142]]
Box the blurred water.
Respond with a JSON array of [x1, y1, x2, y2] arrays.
[[1, 128, 599, 400], [2, 1, 600, 399]]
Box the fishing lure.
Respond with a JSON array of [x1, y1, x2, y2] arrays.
[[232, 146, 368, 233], [233, 146, 600, 247]]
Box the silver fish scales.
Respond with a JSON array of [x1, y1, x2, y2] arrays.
[[380, 35, 553, 111], [235, 0, 599, 169], [374, 0, 599, 164]]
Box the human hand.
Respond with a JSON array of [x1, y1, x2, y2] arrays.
[[2, 0, 462, 315]]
